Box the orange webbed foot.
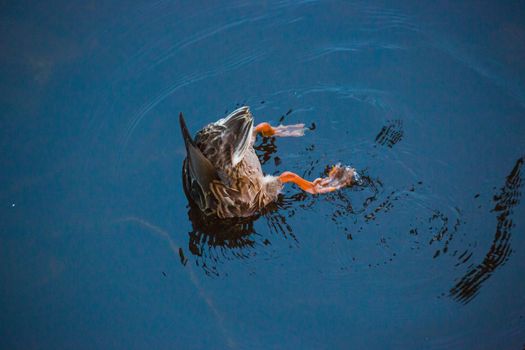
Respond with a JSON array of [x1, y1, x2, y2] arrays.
[[255, 122, 306, 137], [318, 163, 357, 190]]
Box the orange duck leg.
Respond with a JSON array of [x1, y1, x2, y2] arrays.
[[255, 122, 358, 194], [279, 164, 357, 194]]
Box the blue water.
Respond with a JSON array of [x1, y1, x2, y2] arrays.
[[1, 1, 525, 348]]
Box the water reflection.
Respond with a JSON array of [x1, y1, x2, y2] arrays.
[[185, 197, 297, 276], [450, 157, 523, 304], [253, 136, 278, 166]]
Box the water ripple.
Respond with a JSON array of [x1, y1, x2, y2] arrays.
[[144, 14, 269, 74], [450, 156, 523, 304], [118, 49, 266, 155], [303, 42, 406, 62]]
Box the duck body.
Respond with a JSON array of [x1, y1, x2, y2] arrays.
[[181, 107, 282, 219]]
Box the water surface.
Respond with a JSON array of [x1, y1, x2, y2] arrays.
[[1, 1, 525, 349]]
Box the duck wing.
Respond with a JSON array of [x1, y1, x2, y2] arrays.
[[179, 112, 219, 213]]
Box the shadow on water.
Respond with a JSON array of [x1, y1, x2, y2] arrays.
[[185, 198, 298, 277], [450, 156, 523, 304]]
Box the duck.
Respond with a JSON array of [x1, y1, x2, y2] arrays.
[[180, 106, 356, 219]]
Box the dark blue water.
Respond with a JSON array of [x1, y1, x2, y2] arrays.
[[2, 1, 525, 348]]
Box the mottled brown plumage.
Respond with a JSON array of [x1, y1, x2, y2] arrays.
[[181, 106, 282, 218]]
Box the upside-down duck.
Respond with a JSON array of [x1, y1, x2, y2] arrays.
[[180, 106, 356, 219]]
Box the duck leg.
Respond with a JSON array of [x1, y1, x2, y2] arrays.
[[279, 171, 337, 194], [279, 164, 357, 194], [254, 122, 306, 137]]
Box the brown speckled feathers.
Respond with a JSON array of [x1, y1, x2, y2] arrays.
[[181, 107, 281, 218]]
